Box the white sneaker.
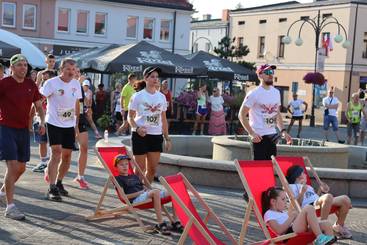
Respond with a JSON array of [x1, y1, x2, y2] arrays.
[[5, 205, 25, 220], [333, 223, 353, 239], [0, 195, 6, 208]]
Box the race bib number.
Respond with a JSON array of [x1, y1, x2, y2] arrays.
[[57, 108, 75, 121], [263, 115, 277, 128], [145, 114, 160, 126], [352, 111, 360, 117]]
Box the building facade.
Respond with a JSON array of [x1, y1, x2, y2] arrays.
[[190, 10, 229, 54], [230, 0, 367, 122], [0, 0, 193, 56]]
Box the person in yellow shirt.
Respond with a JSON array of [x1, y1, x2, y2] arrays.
[[116, 74, 136, 135], [346, 92, 365, 145]]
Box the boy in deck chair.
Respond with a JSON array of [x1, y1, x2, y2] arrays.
[[114, 154, 183, 235], [286, 165, 352, 239]]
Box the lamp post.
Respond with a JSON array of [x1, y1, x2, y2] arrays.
[[282, 10, 351, 127], [191, 36, 214, 53]]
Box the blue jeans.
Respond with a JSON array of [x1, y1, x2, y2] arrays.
[[323, 115, 339, 131]]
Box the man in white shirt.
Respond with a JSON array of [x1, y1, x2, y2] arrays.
[[287, 93, 308, 138], [239, 64, 292, 160], [40, 58, 82, 201], [322, 87, 344, 143]]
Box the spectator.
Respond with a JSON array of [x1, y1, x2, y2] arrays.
[[82, 79, 102, 139], [346, 92, 364, 145], [116, 74, 136, 135], [208, 88, 226, 135], [287, 92, 308, 138], [193, 84, 209, 135], [360, 93, 367, 145], [0, 63, 4, 80], [322, 87, 344, 143], [111, 82, 123, 130], [160, 80, 173, 118], [95, 83, 107, 119]]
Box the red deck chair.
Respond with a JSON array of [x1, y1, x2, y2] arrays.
[[272, 156, 339, 216], [234, 160, 315, 245], [159, 173, 239, 245], [86, 145, 173, 229]]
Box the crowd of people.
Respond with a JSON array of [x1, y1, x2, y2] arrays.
[[0, 53, 356, 242]]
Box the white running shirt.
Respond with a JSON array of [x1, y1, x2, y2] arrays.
[[129, 89, 167, 135], [289, 99, 304, 117], [322, 96, 339, 117], [40, 76, 82, 128], [242, 86, 281, 136], [209, 95, 224, 112]]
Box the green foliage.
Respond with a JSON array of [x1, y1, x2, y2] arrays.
[[96, 114, 111, 129], [214, 36, 250, 60], [236, 61, 256, 71]]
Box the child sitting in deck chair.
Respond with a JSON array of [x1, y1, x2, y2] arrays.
[[114, 154, 183, 235], [262, 186, 337, 245], [286, 165, 353, 239]]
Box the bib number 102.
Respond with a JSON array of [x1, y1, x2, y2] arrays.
[[146, 115, 158, 124], [265, 117, 276, 126]]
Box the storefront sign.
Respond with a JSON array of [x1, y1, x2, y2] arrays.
[[53, 45, 87, 56]]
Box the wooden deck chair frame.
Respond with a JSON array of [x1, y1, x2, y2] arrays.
[[159, 172, 238, 245], [271, 155, 341, 216], [86, 145, 174, 230], [234, 159, 303, 245]]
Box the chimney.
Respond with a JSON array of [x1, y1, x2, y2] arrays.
[[202, 14, 211, 20], [222, 9, 229, 21]]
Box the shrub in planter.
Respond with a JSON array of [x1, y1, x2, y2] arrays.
[[97, 114, 111, 131]]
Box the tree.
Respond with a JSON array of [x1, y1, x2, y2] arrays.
[[235, 2, 243, 9], [213, 36, 255, 70]]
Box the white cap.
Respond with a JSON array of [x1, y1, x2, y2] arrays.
[[82, 80, 90, 87]]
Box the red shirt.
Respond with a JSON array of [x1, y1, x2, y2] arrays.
[[0, 76, 42, 128], [162, 89, 172, 111]]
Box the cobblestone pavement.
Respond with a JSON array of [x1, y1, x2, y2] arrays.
[[0, 132, 366, 244]]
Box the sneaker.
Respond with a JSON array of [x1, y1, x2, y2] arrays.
[[32, 162, 47, 172], [56, 183, 69, 196], [338, 140, 345, 144], [333, 223, 353, 239], [0, 195, 7, 208], [74, 177, 89, 190], [44, 168, 49, 183], [314, 234, 337, 245], [5, 206, 25, 220], [46, 187, 62, 202]]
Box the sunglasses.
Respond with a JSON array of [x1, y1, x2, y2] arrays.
[[263, 69, 275, 75]]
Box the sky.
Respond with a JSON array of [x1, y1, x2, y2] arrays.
[[191, 0, 313, 19]]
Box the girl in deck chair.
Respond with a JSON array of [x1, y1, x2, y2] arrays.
[[262, 186, 337, 245], [286, 165, 352, 239], [114, 154, 183, 235]]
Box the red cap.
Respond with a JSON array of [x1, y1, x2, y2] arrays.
[[256, 64, 277, 74]]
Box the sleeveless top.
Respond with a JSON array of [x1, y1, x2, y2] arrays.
[[347, 102, 362, 124]]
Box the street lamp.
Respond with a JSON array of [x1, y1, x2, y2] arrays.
[[282, 10, 351, 127]]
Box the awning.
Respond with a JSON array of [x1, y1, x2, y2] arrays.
[[0, 41, 21, 58]]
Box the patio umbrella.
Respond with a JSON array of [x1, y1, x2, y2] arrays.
[[0, 41, 21, 58], [88, 41, 206, 77], [185, 51, 257, 81]]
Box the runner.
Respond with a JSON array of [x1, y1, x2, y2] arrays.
[[36, 54, 56, 87], [74, 81, 90, 189], [0, 54, 45, 220], [287, 92, 308, 138], [82, 79, 102, 139], [32, 70, 56, 172], [239, 64, 292, 160], [40, 58, 82, 201], [192, 84, 209, 135], [116, 74, 136, 135], [128, 67, 172, 183], [111, 82, 122, 131]]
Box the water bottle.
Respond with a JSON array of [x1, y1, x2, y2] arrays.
[[104, 130, 109, 143]]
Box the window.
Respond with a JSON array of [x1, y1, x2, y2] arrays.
[[278, 35, 285, 58], [57, 8, 70, 32], [2, 2, 16, 27], [193, 43, 198, 53], [205, 42, 211, 52], [143, 18, 154, 40], [238, 37, 244, 47], [160, 20, 171, 41], [23, 4, 36, 30], [363, 32, 367, 59], [95, 12, 107, 35], [300, 16, 309, 20], [126, 16, 138, 38], [279, 18, 287, 23], [291, 81, 298, 93], [258, 36, 265, 58], [238, 20, 245, 25], [259, 19, 267, 24], [322, 13, 332, 19], [76, 10, 88, 34]]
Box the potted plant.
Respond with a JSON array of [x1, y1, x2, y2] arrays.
[[96, 114, 112, 132]]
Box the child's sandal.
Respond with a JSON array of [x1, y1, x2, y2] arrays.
[[171, 221, 184, 233], [155, 222, 171, 235]]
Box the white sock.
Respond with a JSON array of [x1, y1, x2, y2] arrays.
[[6, 203, 15, 211], [0, 191, 5, 197], [79, 175, 85, 180]]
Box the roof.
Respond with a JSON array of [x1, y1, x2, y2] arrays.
[[191, 18, 222, 23], [97, 0, 193, 11], [231, 0, 367, 14]]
